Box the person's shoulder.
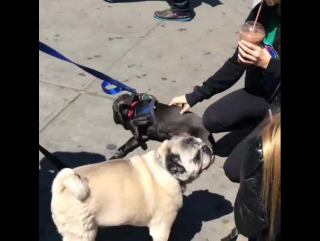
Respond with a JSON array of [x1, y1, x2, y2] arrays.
[[241, 135, 264, 180], [245, 4, 260, 22], [246, 2, 266, 21], [246, 2, 277, 25]]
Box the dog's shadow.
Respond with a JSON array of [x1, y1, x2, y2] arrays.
[[39, 151, 233, 241], [98, 190, 233, 241]]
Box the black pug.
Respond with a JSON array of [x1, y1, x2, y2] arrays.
[[110, 93, 215, 160]]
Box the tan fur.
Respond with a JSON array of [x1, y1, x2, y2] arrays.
[[51, 152, 184, 241], [51, 137, 214, 241]]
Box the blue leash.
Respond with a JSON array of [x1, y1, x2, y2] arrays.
[[39, 41, 137, 95]]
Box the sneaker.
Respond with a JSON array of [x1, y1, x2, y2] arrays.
[[154, 8, 193, 22]]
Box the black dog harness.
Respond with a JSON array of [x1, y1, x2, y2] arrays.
[[128, 94, 157, 122], [127, 94, 161, 139]]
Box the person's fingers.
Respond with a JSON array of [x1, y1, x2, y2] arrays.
[[239, 42, 260, 59], [180, 104, 190, 114], [240, 40, 259, 50], [238, 53, 253, 65], [238, 47, 256, 62], [238, 54, 249, 64], [238, 42, 254, 55], [169, 98, 178, 106], [169, 96, 187, 106]]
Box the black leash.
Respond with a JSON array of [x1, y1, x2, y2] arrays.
[[39, 144, 68, 170]]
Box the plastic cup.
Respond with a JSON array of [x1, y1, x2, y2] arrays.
[[239, 21, 265, 45], [238, 21, 265, 65]]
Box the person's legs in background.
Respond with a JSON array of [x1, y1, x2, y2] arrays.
[[202, 89, 268, 135], [154, 0, 193, 21], [201, 88, 269, 183], [222, 121, 266, 183], [103, 0, 193, 21]]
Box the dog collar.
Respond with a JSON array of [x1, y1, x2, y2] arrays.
[[157, 155, 167, 170]]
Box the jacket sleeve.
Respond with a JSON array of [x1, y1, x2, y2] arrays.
[[263, 58, 280, 80], [185, 4, 261, 107], [234, 136, 269, 238]]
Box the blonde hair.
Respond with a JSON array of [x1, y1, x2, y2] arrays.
[[261, 112, 281, 238]]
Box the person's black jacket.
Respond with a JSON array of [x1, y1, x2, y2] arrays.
[[185, 2, 281, 107], [234, 136, 281, 241]]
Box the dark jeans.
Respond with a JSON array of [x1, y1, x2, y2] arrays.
[[170, 0, 191, 13], [202, 89, 269, 183]]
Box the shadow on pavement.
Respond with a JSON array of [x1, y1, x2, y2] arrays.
[[39, 152, 233, 241], [98, 190, 233, 241], [169, 190, 233, 241]]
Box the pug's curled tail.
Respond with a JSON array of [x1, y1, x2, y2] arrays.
[[52, 168, 90, 202]]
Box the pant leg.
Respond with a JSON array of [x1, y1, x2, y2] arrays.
[[170, 0, 191, 13], [223, 120, 266, 183], [202, 89, 269, 133]]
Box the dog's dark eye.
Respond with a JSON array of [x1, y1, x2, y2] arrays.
[[167, 154, 185, 174], [171, 155, 180, 163]]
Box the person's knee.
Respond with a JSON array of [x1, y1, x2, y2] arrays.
[[202, 107, 223, 133], [223, 158, 241, 183]]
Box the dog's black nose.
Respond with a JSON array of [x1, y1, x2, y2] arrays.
[[202, 145, 212, 155]]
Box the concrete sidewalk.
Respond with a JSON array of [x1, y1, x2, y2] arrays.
[[39, 0, 253, 240]]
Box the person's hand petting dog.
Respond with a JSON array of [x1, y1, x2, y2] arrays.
[[238, 40, 272, 69], [169, 95, 190, 114]]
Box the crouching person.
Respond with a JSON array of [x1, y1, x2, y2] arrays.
[[234, 111, 281, 241]]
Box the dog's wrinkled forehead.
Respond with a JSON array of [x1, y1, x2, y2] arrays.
[[169, 136, 203, 156]]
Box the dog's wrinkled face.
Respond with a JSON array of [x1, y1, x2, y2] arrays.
[[158, 136, 215, 182]]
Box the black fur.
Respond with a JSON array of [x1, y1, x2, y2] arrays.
[[110, 100, 214, 160]]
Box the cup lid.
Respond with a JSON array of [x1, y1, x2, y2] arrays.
[[240, 21, 265, 34]]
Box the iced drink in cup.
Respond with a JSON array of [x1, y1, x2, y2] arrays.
[[239, 21, 265, 45], [238, 21, 265, 65]]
